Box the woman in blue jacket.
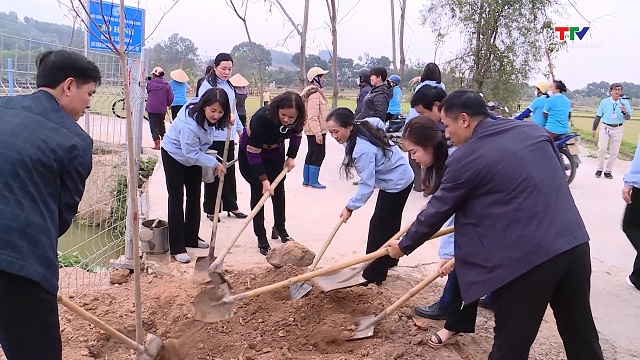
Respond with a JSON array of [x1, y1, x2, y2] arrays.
[[160, 88, 230, 263], [514, 81, 549, 126], [326, 107, 414, 285], [402, 116, 480, 349], [386, 74, 403, 122]]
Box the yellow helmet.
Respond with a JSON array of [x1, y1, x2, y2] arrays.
[[535, 81, 549, 94]]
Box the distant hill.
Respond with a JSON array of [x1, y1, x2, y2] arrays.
[[0, 11, 83, 49], [270, 48, 296, 70]]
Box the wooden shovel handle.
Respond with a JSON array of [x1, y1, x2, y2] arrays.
[[207, 122, 233, 256], [209, 168, 288, 271], [57, 294, 144, 353], [370, 258, 456, 325], [309, 218, 344, 271], [231, 247, 391, 302], [230, 225, 454, 303]]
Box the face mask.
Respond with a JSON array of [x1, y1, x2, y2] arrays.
[[534, 90, 539, 96], [547, 91, 554, 96]]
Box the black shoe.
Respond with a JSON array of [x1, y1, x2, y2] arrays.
[[206, 214, 222, 222], [415, 302, 447, 320], [271, 227, 294, 243], [258, 243, 271, 256], [357, 279, 383, 287], [227, 210, 248, 219], [478, 295, 493, 310], [595, 170, 602, 178], [604, 172, 613, 179]]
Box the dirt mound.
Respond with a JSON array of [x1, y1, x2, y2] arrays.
[[58, 265, 567, 360], [266, 242, 315, 268]]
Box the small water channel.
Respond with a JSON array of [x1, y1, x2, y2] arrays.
[[58, 221, 125, 269]]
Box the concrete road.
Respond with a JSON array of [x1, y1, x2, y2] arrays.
[[146, 131, 640, 359]]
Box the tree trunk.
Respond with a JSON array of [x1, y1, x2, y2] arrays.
[[390, 0, 397, 73], [545, 47, 555, 81], [118, 0, 143, 346], [327, 0, 339, 108], [300, 0, 310, 88], [398, 0, 407, 83]]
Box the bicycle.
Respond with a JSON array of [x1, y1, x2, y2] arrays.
[[111, 97, 149, 120]]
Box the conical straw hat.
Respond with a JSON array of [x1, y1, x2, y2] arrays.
[[229, 73, 249, 87], [170, 68, 189, 83]]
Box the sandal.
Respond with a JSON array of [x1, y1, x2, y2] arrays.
[[428, 331, 459, 349]]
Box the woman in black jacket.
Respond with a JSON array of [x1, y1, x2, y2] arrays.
[[238, 91, 306, 255], [355, 67, 393, 121]]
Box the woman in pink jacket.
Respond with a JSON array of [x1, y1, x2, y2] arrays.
[[301, 67, 330, 189]]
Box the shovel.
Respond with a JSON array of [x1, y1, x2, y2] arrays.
[[193, 247, 392, 322], [192, 122, 233, 284], [206, 167, 289, 287], [350, 258, 456, 340], [289, 217, 344, 300], [57, 294, 163, 360], [312, 225, 455, 293]]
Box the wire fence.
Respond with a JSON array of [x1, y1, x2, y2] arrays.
[[0, 33, 146, 297]]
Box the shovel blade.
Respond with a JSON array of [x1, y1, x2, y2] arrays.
[[311, 264, 367, 293], [192, 256, 212, 285], [350, 315, 377, 340], [193, 283, 234, 322], [289, 281, 313, 300]]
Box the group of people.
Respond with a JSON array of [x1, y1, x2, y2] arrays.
[[1, 47, 638, 360]]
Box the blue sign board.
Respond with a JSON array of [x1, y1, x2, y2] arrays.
[[87, 1, 145, 54]]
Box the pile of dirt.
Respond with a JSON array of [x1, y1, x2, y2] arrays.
[[58, 265, 567, 360], [266, 242, 315, 268]]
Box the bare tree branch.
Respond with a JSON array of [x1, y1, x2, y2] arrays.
[[398, 0, 406, 82], [390, 0, 398, 73]]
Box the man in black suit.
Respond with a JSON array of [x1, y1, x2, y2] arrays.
[[0, 50, 100, 359], [387, 90, 603, 360]]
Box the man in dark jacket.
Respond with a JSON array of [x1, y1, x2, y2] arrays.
[[387, 90, 603, 360], [146, 66, 174, 150], [0, 50, 99, 359], [355, 67, 393, 120]]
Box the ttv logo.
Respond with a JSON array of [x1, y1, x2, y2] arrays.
[[554, 27, 590, 41]]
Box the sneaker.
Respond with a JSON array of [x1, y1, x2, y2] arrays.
[[174, 253, 191, 263], [197, 239, 209, 249], [595, 170, 602, 178], [604, 172, 613, 179], [626, 276, 639, 291], [415, 302, 448, 320]]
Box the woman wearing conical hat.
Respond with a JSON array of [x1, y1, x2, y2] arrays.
[[169, 65, 191, 121]]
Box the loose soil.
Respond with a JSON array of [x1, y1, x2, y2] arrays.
[[56, 265, 567, 360]]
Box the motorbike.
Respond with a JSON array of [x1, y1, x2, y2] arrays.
[[554, 132, 581, 185], [385, 114, 406, 148]]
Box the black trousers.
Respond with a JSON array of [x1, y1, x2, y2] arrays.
[[170, 105, 182, 120], [442, 269, 480, 333], [238, 114, 247, 127], [0, 271, 62, 360], [161, 148, 202, 255], [623, 186, 640, 288], [203, 141, 239, 214], [408, 153, 423, 192], [489, 242, 603, 360], [363, 184, 412, 283], [148, 112, 166, 141], [305, 134, 326, 166], [238, 148, 286, 246]]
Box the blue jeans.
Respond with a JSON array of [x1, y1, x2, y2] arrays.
[[438, 269, 457, 312]]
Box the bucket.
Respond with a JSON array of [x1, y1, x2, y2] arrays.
[[140, 219, 169, 254]]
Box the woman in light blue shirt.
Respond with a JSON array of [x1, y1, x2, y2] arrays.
[[622, 136, 640, 290], [200, 53, 248, 221], [326, 107, 414, 285], [169, 68, 190, 121], [543, 80, 572, 138], [514, 81, 549, 126], [160, 88, 230, 263]]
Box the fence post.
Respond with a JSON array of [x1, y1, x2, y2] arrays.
[[7, 58, 14, 96]]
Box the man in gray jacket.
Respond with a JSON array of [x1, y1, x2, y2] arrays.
[[387, 90, 603, 360], [0, 50, 99, 360]]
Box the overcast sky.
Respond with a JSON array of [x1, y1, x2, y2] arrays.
[[3, 0, 640, 88]]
